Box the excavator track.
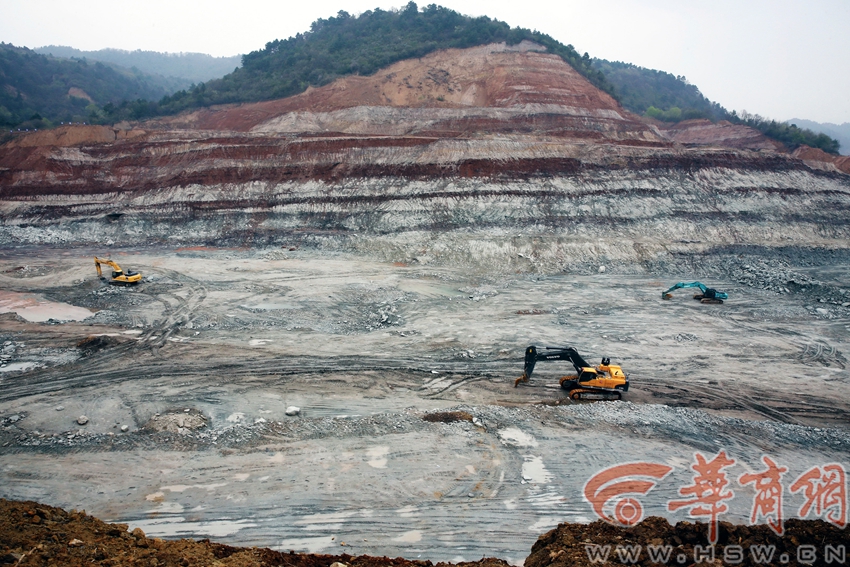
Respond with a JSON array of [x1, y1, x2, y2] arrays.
[[568, 389, 622, 401], [691, 294, 723, 304], [559, 376, 625, 401]]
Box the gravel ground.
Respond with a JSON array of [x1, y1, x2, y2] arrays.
[[0, 246, 848, 563]]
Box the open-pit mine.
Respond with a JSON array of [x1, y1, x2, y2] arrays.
[[1, 42, 849, 565]]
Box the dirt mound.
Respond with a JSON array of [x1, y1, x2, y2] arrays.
[[76, 335, 121, 354], [3, 124, 147, 148], [793, 144, 850, 174], [2, 499, 845, 567], [658, 119, 783, 151], [5, 125, 115, 148], [526, 516, 847, 567], [143, 409, 208, 434], [0, 499, 510, 567], [422, 411, 473, 423]]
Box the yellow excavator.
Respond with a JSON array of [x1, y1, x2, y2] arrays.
[[514, 345, 629, 401], [94, 257, 142, 285]]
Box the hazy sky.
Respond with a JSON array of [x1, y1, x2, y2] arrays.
[[3, 0, 849, 124]]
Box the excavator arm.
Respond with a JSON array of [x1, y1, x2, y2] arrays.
[[515, 346, 596, 387]]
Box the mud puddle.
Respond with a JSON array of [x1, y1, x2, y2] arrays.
[[0, 290, 94, 322]]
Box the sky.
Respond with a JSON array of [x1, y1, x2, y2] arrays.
[[3, 0, 849, 124]]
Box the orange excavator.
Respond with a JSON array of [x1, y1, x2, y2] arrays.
[[94, 257, 142, 285], [514, 346, 629, 401]]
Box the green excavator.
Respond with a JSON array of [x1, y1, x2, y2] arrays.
[[662, 282, 727, 304]]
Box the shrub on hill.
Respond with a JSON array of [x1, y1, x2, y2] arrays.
[[592, 59, 727, 122]]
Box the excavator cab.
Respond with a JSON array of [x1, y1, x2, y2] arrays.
[[514, 345, 628, 401]]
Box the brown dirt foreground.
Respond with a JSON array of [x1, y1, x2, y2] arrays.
[[526, 516, 848, 567], [2, 500, 848, 567], [0, 499, 510, 567]]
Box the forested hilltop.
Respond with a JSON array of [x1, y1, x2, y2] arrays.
[[113, 2, 614, 118], [34, 46, 241, 85]]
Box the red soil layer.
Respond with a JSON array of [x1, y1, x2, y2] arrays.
[[0, 128, 817, 201], [794, 145, 850, 174]]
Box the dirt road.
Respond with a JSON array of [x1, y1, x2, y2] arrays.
[[1, 247, 848, 563]]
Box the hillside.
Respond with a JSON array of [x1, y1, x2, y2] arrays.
[[594, 59, 840, 154], [34, 45, 241, 84], [0, 44, 173, 130], [591, 59, 728, 122], [151, 42, 638, 135], [3, 41, 849, 251], [789, 118, 850, 155]]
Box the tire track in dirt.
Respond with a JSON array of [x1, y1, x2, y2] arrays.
[[132, 268, 208, 352], [0, 352, 497, 403], [637, 376, 850, 428], [0, 268, 212, 401]]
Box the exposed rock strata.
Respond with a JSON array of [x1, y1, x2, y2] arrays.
[[657, 118, 784, 152], [1, 43, 848, 272]]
